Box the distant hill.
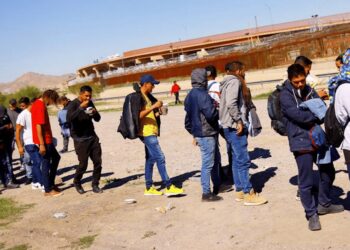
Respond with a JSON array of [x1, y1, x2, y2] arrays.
[[0, 72, 75, 94]]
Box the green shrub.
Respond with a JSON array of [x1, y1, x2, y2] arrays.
[[0, 86, 41, 106]]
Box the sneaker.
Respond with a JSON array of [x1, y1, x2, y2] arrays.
[[74, 184, 85, 194], [165, 184, 184, 196], [243, 190, 268, 206], [296, 189, 301, 201], [235, 191, 244, 202], [144, 186, 163, 196], [59, 149, 68, 154], [92, 185, 103, 194], [6, 182, 20, 189], [308, 213, 321, 231], [32, 182, 42, 190], [202, 193, 223, 202], [318, 204, 344, 215], [25, 178, 32, 185], [44, 190, 63, 197]]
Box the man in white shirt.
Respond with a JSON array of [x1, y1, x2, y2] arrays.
[[335, 49, 350, 180], [16, 97, 43, 190]]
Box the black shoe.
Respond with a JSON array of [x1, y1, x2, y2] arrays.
[[308, 213, 321, 231], [92, 185, 103, 194], [59, 149, 68, 154], [74, 184, 85, 194], [202, 193, 223, 202], [318, 204, 344, 215], [6, 182, 20, 189], [25, 178, 32, 185], [11, 178, 20, 185]]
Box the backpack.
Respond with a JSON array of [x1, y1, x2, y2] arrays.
[[117, 93, 140, 140], [324, 80, 350, 147], [267, 84, 287, 136]]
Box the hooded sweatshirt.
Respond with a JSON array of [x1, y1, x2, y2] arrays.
[[184, 68, 219, 137], [219, 75, 243, 128]]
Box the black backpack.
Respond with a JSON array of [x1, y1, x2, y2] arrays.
[[324, 80, 350, 147], [117, 93, 141, 140], [267, 84, 287, 136]]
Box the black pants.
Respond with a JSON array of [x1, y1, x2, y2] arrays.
[[174, 92, 181, 104], [42, 144, 61, 192], [73, 136, 102, 186], [294, 151, 335, 219]]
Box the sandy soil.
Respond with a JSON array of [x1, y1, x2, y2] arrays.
[[1, 97, 350, 250]]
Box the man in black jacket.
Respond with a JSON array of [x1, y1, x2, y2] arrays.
[[67, 85, 102, 194]]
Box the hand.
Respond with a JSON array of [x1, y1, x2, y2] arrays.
[[91, 108, 97, 114], [236, 122, 244, 136], [152, 101, 163, 109], [39, 144, 46, 156], [80, 100, 90, 109], [5, 124, 12, 129], [18, 146, 24, 157], [192, 138, 198, 146]]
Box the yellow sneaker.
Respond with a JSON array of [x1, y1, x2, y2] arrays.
[[235, 191, 244, 202], [144, 186, 163, 196], [165, 184, 184, 196], [243, 190, 267, 206]]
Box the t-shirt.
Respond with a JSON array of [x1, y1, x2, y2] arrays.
[[138, 94, 158, 137], [208, 80, 221, 108], [16, 109, 34, 145], [31, 99, 53, 145]]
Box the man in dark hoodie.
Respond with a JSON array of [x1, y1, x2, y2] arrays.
[[184, 68, 222, 202], [280, 64, 344, 231]]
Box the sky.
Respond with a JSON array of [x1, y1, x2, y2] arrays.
[[0, 0, 349, 82]]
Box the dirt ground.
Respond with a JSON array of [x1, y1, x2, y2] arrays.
[[2, 98, 350, 249]]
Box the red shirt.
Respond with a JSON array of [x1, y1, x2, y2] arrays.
[[31, 99, 53, 145], [171, 84, 181, 94]]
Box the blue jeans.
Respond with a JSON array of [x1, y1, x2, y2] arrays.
[[25, 144, 43, 185], [195, 136, 221, 194], [41, 144, 61, 192], [22, 151, 32, 179], [224, 128, 252, 193], [140, 136, 171, 189]]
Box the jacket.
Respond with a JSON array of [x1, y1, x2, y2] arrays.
[[280, 80, 320, 152], [219, 75, 243, 128], [118, 90, 161, 139], [66, 98, 100, 140], [184, 68, 219, 137]]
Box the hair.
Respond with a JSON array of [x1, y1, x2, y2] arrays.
[[58, 95, 69, 103], [336, 54, 344, 63], [205, 65, 217, 78], [294, 56, 312, 67], [80, 85, 93, 93], [18, 97, 30, 105], [9, 98, 17, 105], [287, 64, 307, 80], [225, 61, 251, 105], [42, 89, 59, 104]]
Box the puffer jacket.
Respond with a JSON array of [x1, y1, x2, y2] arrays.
[[184, 68, 219, 137], [280, 80, 320, 152]]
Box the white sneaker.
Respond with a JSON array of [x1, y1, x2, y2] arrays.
[[32, 183, 42, 190]]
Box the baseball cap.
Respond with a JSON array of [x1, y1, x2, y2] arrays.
[[140, 74, 160, 85]]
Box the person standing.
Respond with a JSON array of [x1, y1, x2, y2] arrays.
[[184, 68, 222, 201], [280, 64, 344, 231], [170, 80, 181, 104], [57, 96, 71, 153], [31, 90, 62, 197], [335, 49, 350, 185], [0, 106, 19, 189], [67, 85, 103, 194], [127, 74, 184, 196], [220, 61, 267, 206]]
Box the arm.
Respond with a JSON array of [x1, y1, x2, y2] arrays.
[[15, 124, 24, 156], [335, 85, 350, 126], [37, 124, 46, 156], [200, 94, 218, 123], [139, 101, 162, 119], [225, 79, 242, 122], [90, 102, 101, 122], [280, 91, 318, 125], [67, 101, 89, 123]]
